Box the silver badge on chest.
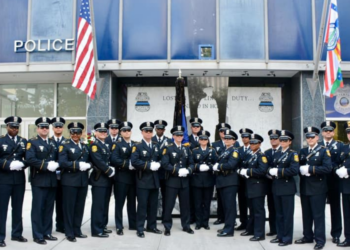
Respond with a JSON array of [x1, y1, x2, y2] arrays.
[[196, 154, 201, 159], [172, 152, 177, 158], [122, 147, 127, 153], [70, 148, 75, 153], [2, 145, 8, 151], [142, 150, 147, 156], [39, 146, 44, 152]]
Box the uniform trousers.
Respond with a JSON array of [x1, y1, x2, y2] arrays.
[[62, 186, 88, 237], [136, 188, 158, 232], [192, 186, 214, 227], [238, 178, 248, 227], [114, 182, 136, 230], [91, 186, 111, 235], [300, 194, 327, 245], [342, 194, 350, 241], [218, 185, 238, 235], [163, 186, 190, 231], [327, 175, 342, 238], [273, 194, 294, 243], [31, 186, 56, 239], [55, 180, 65, 231], [0, 184, 25, 241], [246, 196, 266, 238]]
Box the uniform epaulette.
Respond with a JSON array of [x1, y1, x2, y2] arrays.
[[321, 146, 326, 148], [213, 140, 221, 143], [30, 136, 38, 140], [209, 146, 214, 149], [153, 141, 158, 144], [48, 137, 53, 141], [289, 149, 296, 152], [238, 146, 244, 149], [193, 147, 199, 150], [117, 137, 122, 142], [17, 135, 22, 138], [134, 141, 141, 145], [131, 140, 137, 144], [166, 143, 174, 147]]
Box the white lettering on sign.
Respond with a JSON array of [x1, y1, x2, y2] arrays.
[[14, 39, 75, 52]]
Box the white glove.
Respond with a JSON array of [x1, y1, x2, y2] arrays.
[[79, 162, 90, 171], [213, 163, 219, 172], [300, 165, 310, 176], [240, 169, 250, 178], [9, 160, 24, 171], [47, 161, 59, 172], [108, 167, 115, 177], [178, 168, 189, 177], [199, 164, 210, 172], [336, 167, 348, 178], [269, 168, 278, 177], [150, 162, 159, 171]]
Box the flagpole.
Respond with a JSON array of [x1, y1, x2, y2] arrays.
[[88, 0, 100, 80]]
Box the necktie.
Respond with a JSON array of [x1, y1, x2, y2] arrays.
[[45, 140, 48, 145], [149, 144, 152, 149], [113, 138, 115, 142], [273, 149, 276, 155], [11, 136, 15, 143], [326, 142, 329, 148], [158, 138, 161, 143], [244, 147, 247, 152], [57, 138, 60, 144], [195, 137, 198, 142], [309, 148, 313, 154]]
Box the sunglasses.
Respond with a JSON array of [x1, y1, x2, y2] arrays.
[[70, 131, 82, 135], [156, 128, 165, 130], [174, 134, 184, 137], [192, 126, 200, 128], [306, 136, 315, 139], [121, 129, 131, 132], [270, 138, 279, 140], [279, 139, 289, 142], [143, 130, 153, 133], [323, 129, 334, 132], [9, 126, 19, 129], [54, 126, 63, 129], [110, 127, 119, 130], [199, 138, 208, 141], [98, 131, 107, 133], [347, 131, 350, 134], [39, 126, 49, 130], [250, 142, 259, 145], [242, 136, 250, 139]]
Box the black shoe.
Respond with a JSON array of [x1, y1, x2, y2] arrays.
[[295, 238, 313, 244], [183, 228, 194, 234], [213, 219, 224, 225], [164, 230, 171, 236], [217, 229, 224, 233], [314, 243, 324, 249], [136, 232, 145, 238], [235, 224, 247, 231], [92, 233, 109, 238], [195, 226, 201, 230], [56, 228, 65, 234], [34, 239, 47, 245], [278, 242, 292, 246], [333, 237, 341, 244], [217, 232, 233, 237], [266, 232, 277, 236], [75, 234, 87, 238], [103, 228, 112, 234], [146, 228, 162, 234], [66, 236, 76, 242], [240, 231, 253, 236], [270, 238, 282, 243], [116, 229, 124, 236], [250, 236, 265, 241], [0, 241, 5, 247], [203, 226, 210, 230], [11, 236, 28, 242], [44, 235, 57, 241], [337, 240, 350, 247]]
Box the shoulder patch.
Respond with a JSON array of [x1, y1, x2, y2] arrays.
[[92, 145, 98, 153], [262, 156, 268, 163], [59, 145, 64, 153], [132, 146, 137, 153], [26, 142, 31, 150], [112, 144, 116, 151], [326, 149, 331, 157], [162, 148, 167, 155], [294, 154, 299, 162], [233, 151, 238, 158]]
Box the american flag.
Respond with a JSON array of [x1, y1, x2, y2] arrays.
[[324, 0, 343, 97], [72, 0, 97, 99]]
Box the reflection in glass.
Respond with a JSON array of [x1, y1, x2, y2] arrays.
[[220, 0, 265, 59], [0, 84, 54, 117], [57, 83, 87, 117]]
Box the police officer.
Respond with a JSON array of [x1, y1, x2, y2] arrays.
[[161, 126, 194, 236], [110, 121, 137, 235], [191, 130, 217, 230], [130, 122, 162, 238], [213, 130, 240, 237], [189, 117, 203, 150], [26, 117, 59, 244], [51, 117, 66, 234], [336, 122, 350, 247], [236, 128, 254, 231], [264, 129, 280, 237], [268, 130, 299, 246], [89, 123, 115, 238], [152, 119, 172, 220], [295, 127, 332, 250], [211, 123, 239, 225], [320, 121, 343, 244], [239, 134, 268, 241], [58, 122, 91, 242], [105, 119, 121, 148], [0, 116, 28, 247]]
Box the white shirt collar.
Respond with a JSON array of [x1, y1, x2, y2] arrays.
[[309, 143, 318, 151], [324, 139, 333, 145], [142, 139, 152, 147], [281, 147, 289, 153]]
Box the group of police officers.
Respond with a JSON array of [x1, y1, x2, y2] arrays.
[[0, 115, 350, 250]]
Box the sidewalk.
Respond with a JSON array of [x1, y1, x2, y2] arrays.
[[4, 189, 339, 250]]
